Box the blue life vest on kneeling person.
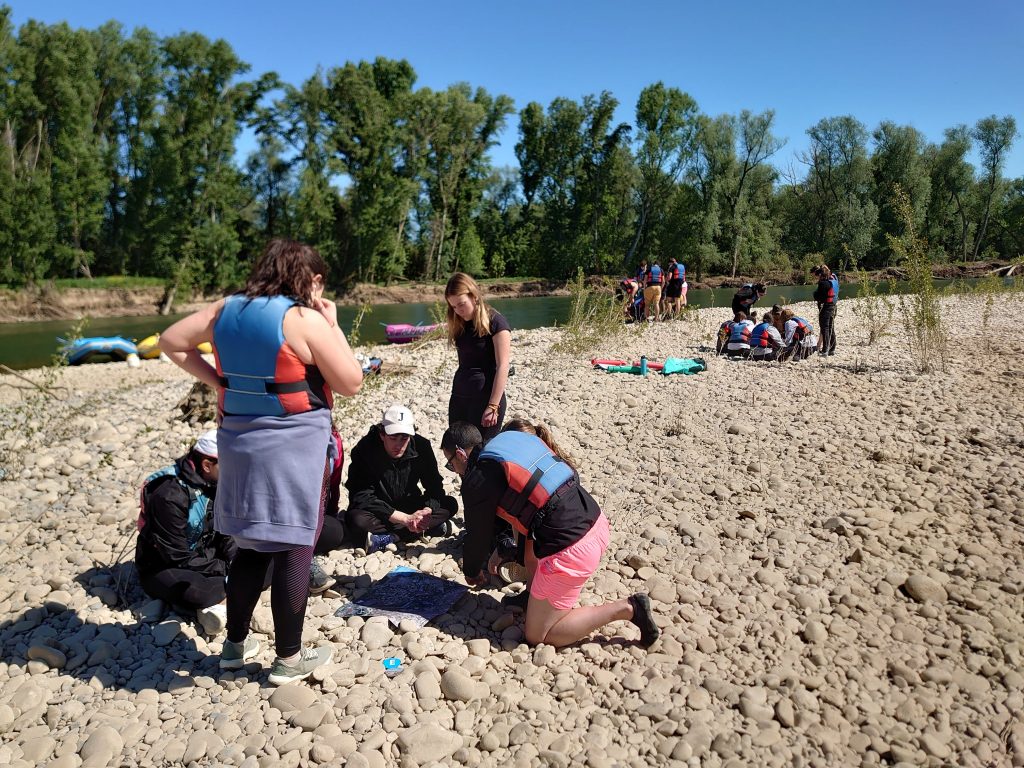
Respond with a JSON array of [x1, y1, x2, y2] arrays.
[[749, 322, 772, 348], [478, 431, 575, 537], [213, 294, 333, 417], [138, 466, 209, 551], [728, 321, 753, 345]]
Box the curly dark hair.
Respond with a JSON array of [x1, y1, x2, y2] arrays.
[[243, 239, 328, 306]]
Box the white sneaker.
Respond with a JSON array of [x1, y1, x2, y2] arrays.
[[197, 603, 227, 635]]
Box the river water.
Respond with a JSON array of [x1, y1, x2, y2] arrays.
[[0, 279, 975, 370]]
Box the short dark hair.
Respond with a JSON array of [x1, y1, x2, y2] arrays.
[[753, 283, 767, 293], [441, 422, 483, 454]]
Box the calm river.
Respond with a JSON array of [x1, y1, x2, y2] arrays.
[[0, 279, 974, 370]]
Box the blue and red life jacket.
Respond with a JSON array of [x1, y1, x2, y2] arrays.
[[728, 320, 754, 345], [138, 465, 209, 551], [827, 275, 839, 303], [749, 322, 773, 348], [646, 265, 663, 286], [667, 263, 683, 282], [791, 316, 813, 341], [213, 294, 333, 417], [478, 430, 575, 537]]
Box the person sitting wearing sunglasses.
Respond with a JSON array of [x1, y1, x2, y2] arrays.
[[348, 404, 458, 554]]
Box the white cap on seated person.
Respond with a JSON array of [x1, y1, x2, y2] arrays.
[[381, 404, 415, 436], [193, 429, 218, 458]]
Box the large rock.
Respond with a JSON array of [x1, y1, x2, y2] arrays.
[[79, 725, 124, 767], [396, 724, 463, 764], [903, 574, 947, 603]]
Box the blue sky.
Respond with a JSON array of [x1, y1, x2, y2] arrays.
[[9, 0, 1024, 179]]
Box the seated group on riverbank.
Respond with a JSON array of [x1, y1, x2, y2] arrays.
[[716, 268, 839, 361]]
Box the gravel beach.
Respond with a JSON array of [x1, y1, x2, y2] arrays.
[[0, 293, 1022, 768]]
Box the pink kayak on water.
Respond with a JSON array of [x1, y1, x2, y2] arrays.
[[384, 323, 441, 344]]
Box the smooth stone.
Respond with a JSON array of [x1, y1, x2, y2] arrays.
[[152, 620, 183, 646], [396, 724, 463, 763], [903, 574, 947, 603], [270, 684, 318, 712], [26, 645, 66, 669]]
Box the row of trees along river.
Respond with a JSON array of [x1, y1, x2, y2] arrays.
[[1, 7, 1020, 295]]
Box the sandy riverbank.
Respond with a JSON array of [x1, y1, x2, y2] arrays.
[[0, 294, 1022, 767]]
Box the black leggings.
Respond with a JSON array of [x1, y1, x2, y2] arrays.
[[225, 463, 328, 657], [449, 391, 506, 442], [139, 568, 225, 611], [347, 497, 458, 542]]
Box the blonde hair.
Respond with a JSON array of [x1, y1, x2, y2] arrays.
[[502, 418, 577, 471], [444, 272, 491, 341], [779, 309, 795, 322]]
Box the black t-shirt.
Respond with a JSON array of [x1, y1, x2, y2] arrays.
[[453, 309, 511, 393]]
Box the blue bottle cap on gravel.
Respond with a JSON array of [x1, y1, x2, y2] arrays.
[[382, 657, 401, 671]]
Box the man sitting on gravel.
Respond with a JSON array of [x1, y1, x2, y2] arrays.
[[135, 430, 234, 635], [346, 404, 457, 554], [441, 421, 660, 649]]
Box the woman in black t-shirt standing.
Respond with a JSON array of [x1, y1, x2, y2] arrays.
[[444, 273, 511, 441]]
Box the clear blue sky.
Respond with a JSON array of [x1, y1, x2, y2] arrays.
[[9, 0, 1024, 179]]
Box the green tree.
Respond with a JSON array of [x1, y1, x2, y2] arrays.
[[324, 57, 418, 283], [515, 92, 634, 277], [802, 115, 878, 268], [971, 114, 1017, 260], [923, 126, 974, 260], [871, 121, 931, 264], [628, 82, 699, 267]]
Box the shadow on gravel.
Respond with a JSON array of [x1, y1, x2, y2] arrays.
[[0, 558, 518, 693]]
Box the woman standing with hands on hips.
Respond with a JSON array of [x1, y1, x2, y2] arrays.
[[160, 239, 363, 685], [445, 273, 511, 442]]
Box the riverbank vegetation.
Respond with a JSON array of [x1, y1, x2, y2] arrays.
[[1, 7, 1020, 295]]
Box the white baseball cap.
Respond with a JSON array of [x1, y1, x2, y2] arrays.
[[381, 404, 415, 436], [193, 429, 218, 458]]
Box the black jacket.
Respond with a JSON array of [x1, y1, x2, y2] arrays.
[[135, 456, 235, 579], [345, 426, 453, 523]]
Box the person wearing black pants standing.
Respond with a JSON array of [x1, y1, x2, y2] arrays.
[[812, 265, 839, 355], [445, 272, 512, 442]]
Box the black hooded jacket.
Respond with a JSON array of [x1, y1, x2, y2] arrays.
[[135, 455, 235, 579], [345, 426, 454, 523]]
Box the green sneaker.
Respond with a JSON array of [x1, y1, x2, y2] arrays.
[[268, 645, 333, 686], [219, 636, 260, 670]]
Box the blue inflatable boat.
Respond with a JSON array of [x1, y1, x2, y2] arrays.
[[58, 336, 138, 365]]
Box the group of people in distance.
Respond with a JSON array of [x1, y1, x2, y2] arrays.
[[618, 257, 687, 322], [716, 267, 839, 361], [136, 242, 657, 686]]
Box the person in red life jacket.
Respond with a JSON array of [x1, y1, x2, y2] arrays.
[[716, 317, 735, 355], [811, 265, 839, 356], [345, 404, 457, 555], [778, 308, 818, 362], [160, 238, 363, 686], [732, 282, 767, 317], [749, 311, 785, 361], [136, 429, 240, 636], [724, 311, 755, 358], [489, 418, 579, 599], [663, 258, 686, 318], [445, 272, 512, 442], [441, 422, 660, 649], [643, 259, 664, 321], [616, 277, 644, 323]]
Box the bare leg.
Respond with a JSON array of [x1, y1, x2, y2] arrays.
[[525, 595, 633, 648]]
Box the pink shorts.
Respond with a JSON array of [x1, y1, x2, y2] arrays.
[[530, 513, 610, 610]]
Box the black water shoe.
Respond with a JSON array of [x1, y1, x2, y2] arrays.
[[628, 593, 660, 647]]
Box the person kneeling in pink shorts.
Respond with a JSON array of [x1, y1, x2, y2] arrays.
[[441, 422, 660, 649]]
